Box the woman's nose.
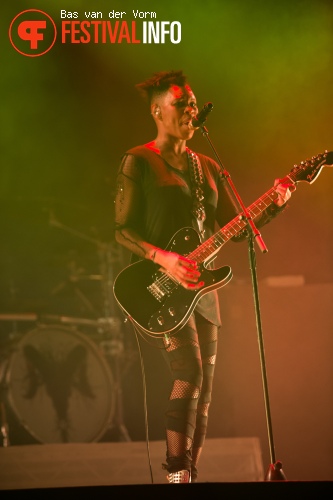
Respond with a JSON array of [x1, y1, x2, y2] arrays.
[[185, 105, 197, 116]]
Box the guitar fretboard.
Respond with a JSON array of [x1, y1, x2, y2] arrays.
[[189, 183, 284, 264]]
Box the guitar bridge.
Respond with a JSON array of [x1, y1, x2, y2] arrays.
[[147, 274, 176, 302], [147, 282, 166, 302]]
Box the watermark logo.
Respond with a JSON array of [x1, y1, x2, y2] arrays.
[[9, 9, 57, 57]]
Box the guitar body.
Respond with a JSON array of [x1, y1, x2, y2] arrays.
[[113, 227, 232, 337], [114, 151, 333, 337]]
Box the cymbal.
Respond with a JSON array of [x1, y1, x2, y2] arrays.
[[0, 313, 38, 321], [40, 314, 122, 329]]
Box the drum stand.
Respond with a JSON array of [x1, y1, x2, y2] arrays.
[[0, 375, 10, 447], [49, 214, 132, 442], [98, 319, 132, 442], [0, 318, 37, 447], [95, 242, 132, 442], [0, 340, 9, 446], [0, 216, 133, 445]]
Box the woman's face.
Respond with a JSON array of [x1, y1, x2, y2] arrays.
[[155, 84, 199, 140]]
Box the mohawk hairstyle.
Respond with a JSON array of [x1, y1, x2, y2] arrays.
[[135, 70, 188, 105]]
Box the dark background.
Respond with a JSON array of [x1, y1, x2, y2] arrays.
[[0, 0, 332, 482]]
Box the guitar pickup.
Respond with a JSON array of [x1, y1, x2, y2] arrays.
[[147, 282, 166, 302], [147, 272, 178, 302]]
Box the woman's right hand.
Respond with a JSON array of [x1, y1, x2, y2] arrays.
[[153, 249, 204, 290]]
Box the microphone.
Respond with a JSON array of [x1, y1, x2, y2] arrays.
[[192, 102, 213, 127]]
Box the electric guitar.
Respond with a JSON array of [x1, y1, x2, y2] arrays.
[[113, 151, 333, 338]]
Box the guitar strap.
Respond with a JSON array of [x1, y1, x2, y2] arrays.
[[186, 147, 206, 241]]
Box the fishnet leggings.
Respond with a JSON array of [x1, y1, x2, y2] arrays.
[[162, 312, 218, 481]]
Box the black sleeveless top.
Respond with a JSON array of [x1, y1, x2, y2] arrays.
[[115, 144, 285, 326]]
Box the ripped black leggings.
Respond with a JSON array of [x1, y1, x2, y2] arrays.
[[162, 312, 219, 481]]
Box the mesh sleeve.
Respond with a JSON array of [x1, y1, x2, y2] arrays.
[[114, 154, 143, 233]]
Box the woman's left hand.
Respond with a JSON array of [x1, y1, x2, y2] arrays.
[[274, 178, 296, 206]]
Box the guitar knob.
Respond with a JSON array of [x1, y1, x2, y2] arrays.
[[168, 307, 175, 316], [157, 316, 164, 325]]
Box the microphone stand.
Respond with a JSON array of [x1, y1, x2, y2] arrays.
[[197, 121, 286, 481]]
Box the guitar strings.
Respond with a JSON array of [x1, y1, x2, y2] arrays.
[[150, 186, 280, 294], [148, 157, 323, 300]]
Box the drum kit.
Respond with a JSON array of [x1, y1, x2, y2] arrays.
[[0, 207, 134, 446]]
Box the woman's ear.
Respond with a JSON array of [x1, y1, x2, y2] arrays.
[[151, 103, 161, 119]]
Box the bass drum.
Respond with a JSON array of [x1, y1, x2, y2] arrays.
[[5, 325, 115, 443]]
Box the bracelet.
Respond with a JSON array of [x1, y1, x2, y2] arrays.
[[151, 249, 158, 262]]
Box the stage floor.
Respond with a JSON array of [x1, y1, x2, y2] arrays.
[[0, 437, 264, 489]]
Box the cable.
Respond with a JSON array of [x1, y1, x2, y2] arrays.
[[130, 318, 156, 484]]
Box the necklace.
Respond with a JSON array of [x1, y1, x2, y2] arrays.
[[186, 147, 206, 240]]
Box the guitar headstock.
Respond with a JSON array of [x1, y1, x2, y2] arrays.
[[289, 150, 333, 185]]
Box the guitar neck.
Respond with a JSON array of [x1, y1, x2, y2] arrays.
[[189, 177, 293, 264]]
